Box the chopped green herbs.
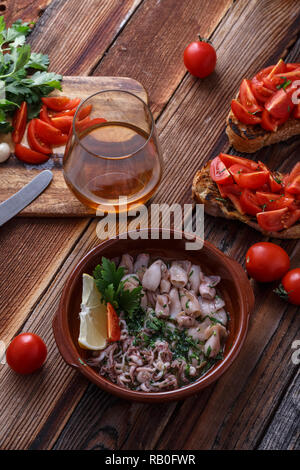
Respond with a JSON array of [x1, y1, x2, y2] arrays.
[[0, 17, 62, 132]]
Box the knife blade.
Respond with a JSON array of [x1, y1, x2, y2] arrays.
[[0, 170, 53, 226]]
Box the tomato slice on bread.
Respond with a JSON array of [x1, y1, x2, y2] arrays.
[[231, 99, 262, 125], [210, 156, 234, 184]]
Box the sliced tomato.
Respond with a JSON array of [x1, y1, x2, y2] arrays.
[[77, 104, 93, 121], [230, 165, 269, 189], [27, 119, 52, 155], [34, 119, 68, 146], [289, 162, 300, 180], [51, 116, 73, 134], [231, 99, 262, 125], [227, 192, 245, 214], [293, 104, 300, 118], [107, 302, 121, 342], [266, 59, 286, 80], [12, 102, 27, 144], [228, 163, 252, 178], [39, 105, 53, 125], [286, 63, 300, 71], [272, 69, 300, 85], [42, 96, 80, 112], [255, 191, 295, 211], [252, 65, 274, 85], [14, 144, 50, 164], [258, 161, 283, 192], [261, 109, 278, 132], [218, 153, 259, 171], [75, 117, 107, 134], [285, 174, 300, 195], [265, 88, 293, 120], [240, 189, 261, 216], [210, 156, 234, 185], [239, 79, 263, 113], [257, 207, 300, 231], [251, 82, 274, 103], [217, 183, 242, 198]]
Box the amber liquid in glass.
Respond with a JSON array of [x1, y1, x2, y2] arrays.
[[63, 122, 162, 212]]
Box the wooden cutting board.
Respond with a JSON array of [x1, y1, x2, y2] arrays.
[[0, 76, 148, 217]]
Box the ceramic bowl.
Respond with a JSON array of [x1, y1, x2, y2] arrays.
[[53, 229, 254, 402]]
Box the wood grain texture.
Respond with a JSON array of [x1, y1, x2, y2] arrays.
[[0, 76, 147, 217], [96, 0, 234, 117], [1, 0, 300, 451], [258, 369, 300, 450], [28, 0, 143, 75], [49, 0, 300, 450], [2, 0, 53, 24]]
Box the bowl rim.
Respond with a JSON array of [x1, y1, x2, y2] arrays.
[[54, 228, 253, 402]]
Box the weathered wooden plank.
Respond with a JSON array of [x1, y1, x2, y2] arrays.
[[2, 0, 53, 25], [0, 0, 144, 341], [96, 0, 234, 117], [3, 0, 234, 447], [258, 369, 300, 450], [48, 0, 300, 451], [28, 0, 143, 75]]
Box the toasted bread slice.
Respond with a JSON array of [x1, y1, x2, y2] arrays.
[[192, 161, 300, 239], [226, 106, 300, 154]]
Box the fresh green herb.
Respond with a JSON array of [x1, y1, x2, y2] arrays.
[[188, 270, 194, 278], [185, 300, 190, 309], [261, 203, 267, 211], [276, 77, 292, 91], [0, 17, 62, 132], [215, 197, 227, 203], [274, 176, 282, 184], [93, 257, 142, 317], [206, 345, 212, 357]]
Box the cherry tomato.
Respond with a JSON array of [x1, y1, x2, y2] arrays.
[[257, 207, 300, 232], [275, 268, 300, 305], [14, 144, 50, 164], [39, 104, 53, 125], [285, 174, 300, 195], [231, 99, 262, 125], [265, 88, 293, 120], [258, 161, 283, 193], [251, 82, 274, 104], [245, 242, 290, 282], [12, 102, 27, 144], [183, 36, 216, 78], [229, 164, 269, 190], [6, 333, 47, 374], [34, 119, 68, 146], [261, 109, 278, 132], [218, 153, 259, 171], [266, 59, 286, 80], [75, 117, 106, 134], [107, 303, 121, 342], [209, 156, 233, 185], [240, 189, 261, 216], [42, 96, 80, 112], [27, 119, 52, 155], [239, 79, 262, 113], [255, 191, 295, 211], [51, 116, 73, 134]]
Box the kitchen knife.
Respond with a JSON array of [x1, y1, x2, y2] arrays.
[[0, 170, 53, 226]]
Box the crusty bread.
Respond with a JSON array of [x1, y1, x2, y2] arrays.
[[226, 105, 300, 154], [192, 161, 300, 239]]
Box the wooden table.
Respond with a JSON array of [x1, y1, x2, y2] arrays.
[[1, 0, 299, 451]]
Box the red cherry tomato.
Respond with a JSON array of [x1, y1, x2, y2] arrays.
[[231, 99, 262, 125], [107, 303, 121, 342], [27, 119, 52, 155], [41, 96, 80, 112], [240, 189, 261, 216], [245, 242, 290, 282], [6, 333, 47, 374], [209, 156, 233, 185], [275, 268, 300, 305], [51, 116, 73, 134], [14, 144, 50, 164], [265, 88, 294, 120], [183, 37, 216, 78], [218, 153, 259, 171], [34, 119, 68, 146], [12, 101, 27, 144], [239, 79, 263, 113], [257, 207, 300, 232]]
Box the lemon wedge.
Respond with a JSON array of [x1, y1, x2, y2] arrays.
[[78, 273, 108, 350]]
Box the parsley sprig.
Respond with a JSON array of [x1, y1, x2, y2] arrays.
[[93, 257, 142, 317], [0, 17, 62, 132]]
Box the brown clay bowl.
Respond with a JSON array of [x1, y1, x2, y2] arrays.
[[53, 229, 254, 403]]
